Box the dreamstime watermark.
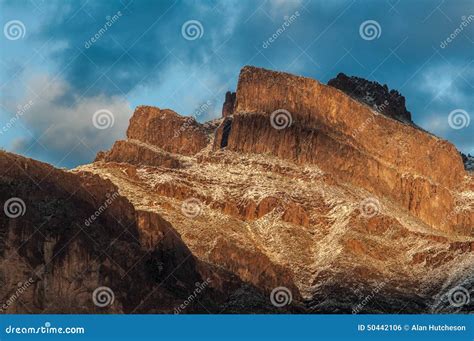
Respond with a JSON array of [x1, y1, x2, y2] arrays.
[[270, 286, 292, 307], [352, 281, 386, 314], [174, 278, 211, 314], [447, 286, 470, 308], [0, 278, 35, 313], [173, 100, 212, 139], [358, 197, 381, 218], [181, 198, 203, 218], [431, 283, 472, 313], [92, 109, 115, 130], [84, 11, 123, 49], [359, 20, 381, 40], [362, 95, 389, 113], [262, 11, 300, 49], [84, 192, 119, 226], [0, 100, 34, 136], [438, 197, 463, 228], [3, 197, 26, 218], [4, 20, 26, 40], [352, 115, 375, 139], [440, 15, 474, 49], [270, 109, 293, 130], [448, 109, 470, 130], [92, 286, 115, 307], [5, 322, 85, 335], [181, 20, 204, 40]]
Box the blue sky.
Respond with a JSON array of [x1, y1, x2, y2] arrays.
[[0, 0, 473, 168]]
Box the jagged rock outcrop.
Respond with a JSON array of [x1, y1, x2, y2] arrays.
[[328, 72, 412, 124], [1, 66, 473, 314], [222, 91, 236, 117]]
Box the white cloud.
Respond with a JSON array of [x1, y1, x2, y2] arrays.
[[1, 72, 132, 166], [419, 63, 474, 104], [267, 0, 303, 17]]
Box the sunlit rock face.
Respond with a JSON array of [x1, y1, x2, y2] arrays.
[[1, 66, 473, 314], [218, 66, 470, 233]]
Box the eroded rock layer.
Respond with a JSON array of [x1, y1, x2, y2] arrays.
[[219, 66, 470, 233], [1, 66, 473, 314], [126, 106, 210, 156]]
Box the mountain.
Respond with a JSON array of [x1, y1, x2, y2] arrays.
[[1, 66, 472, 314], [328, 72, 413, 125]]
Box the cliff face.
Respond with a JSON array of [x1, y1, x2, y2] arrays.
[[1, 66, 473, 314], [126, 106, 210, 156], [95, 106, 217, 167], [232, 67, 464, 186], [217, 66, 468, 233]]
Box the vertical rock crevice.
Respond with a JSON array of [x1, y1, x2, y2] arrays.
[[220, 117, 233, 148]]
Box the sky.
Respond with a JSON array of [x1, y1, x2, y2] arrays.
[[0, 0, 473, 168]]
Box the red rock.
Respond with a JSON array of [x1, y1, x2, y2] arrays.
[[2, 65, 473, 314], [282, 203, 309, 227], [96, 140, 183, 168], [214, 66, 468, 232], [127, 106, 209, 155]]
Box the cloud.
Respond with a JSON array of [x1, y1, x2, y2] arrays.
[[2, 72, 131, 167], [267, 0, 303, 17], [413, 62, 474, 154], [419, 63, 474, 104]]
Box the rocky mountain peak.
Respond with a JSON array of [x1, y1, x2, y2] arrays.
[[328, 72, 413, 124], [126, 106, 210, 155], [1, 66, 472, 314]]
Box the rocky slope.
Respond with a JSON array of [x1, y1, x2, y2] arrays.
[[1, 66, 473, 314], [0, 151, 287, 313]]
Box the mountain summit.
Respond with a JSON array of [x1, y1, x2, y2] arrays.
[[1, 66, 472, 313]]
